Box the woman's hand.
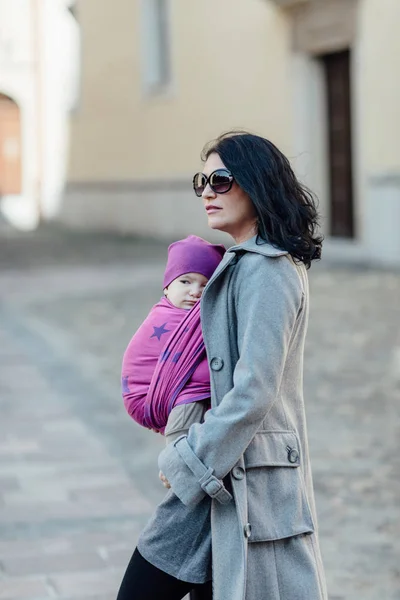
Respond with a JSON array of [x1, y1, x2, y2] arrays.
[[159, 471, 171, 489]]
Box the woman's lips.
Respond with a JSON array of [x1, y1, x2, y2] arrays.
[[205, 206, 221, 214]]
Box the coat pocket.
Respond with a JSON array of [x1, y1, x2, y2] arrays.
[[243, 431, 315, 542]]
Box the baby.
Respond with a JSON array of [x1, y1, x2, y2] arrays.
[[121, 235, 225, 443]]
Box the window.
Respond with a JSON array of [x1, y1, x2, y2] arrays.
[[142, 0, 171, 93]]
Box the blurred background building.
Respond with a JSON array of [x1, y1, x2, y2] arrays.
[[1, 0, 399, 267], [0, 0, 79, 229]]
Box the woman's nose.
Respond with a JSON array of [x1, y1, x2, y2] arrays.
[[202, 183, 216, 200]]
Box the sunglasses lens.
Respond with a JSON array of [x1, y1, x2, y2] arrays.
[[193, 173, 206, 197], [210, 171, 232, 194]]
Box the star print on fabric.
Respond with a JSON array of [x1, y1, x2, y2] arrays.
[[122, 375, 130, 394], [172, 352, 183, 364], [161, 349, 171, 362], [151, 323, 170, 341]]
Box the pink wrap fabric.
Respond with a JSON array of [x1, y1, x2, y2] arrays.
[[121, 297, 210, 434]]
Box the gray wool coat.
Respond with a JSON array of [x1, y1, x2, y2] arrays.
[[158, 236, 328, 600]]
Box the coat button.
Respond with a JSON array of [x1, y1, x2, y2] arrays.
[[288, 448, 299, 464], [210, 357, 224, 371], [230, 255, 239, 266], [232, 466, 245, 480], [244, 523, 252, 539]]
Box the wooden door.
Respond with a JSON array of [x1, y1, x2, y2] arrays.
[[0, 94, 22, 195], [322, 50, 354, 238]]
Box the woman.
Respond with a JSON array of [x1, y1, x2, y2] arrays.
[[117, 131, 327, 600]]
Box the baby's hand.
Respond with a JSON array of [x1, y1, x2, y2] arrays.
[[159, 471, 171, 488]]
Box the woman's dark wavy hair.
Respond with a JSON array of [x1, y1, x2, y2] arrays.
[[201, 131, 323, 268]]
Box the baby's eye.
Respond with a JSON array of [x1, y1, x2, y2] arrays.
[[180, 279, 190, 285]]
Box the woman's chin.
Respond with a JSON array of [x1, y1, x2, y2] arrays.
[[207, 215, 225, 231]]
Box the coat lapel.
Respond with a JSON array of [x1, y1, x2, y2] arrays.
[[229, 236, 288, 258], [203, 236, 288, 294]]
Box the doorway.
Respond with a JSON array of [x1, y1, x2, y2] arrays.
[[321, 50, 354, 238], [0, 93, 22, 196]]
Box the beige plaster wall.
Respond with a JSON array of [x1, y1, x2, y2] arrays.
[[359, 0, 400, 173], [67, 0, 293, 182]]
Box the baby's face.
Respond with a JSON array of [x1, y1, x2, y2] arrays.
[[164, 272, 208, 309]]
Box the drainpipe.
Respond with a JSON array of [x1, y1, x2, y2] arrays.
[[32, 0, 43, 222]]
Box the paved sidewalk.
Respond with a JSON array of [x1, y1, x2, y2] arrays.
[[0, 226, 399, 600]]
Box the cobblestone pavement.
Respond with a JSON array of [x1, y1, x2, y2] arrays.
[[0, 225, 399, 600]]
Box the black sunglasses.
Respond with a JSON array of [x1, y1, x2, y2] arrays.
[[192, 169, 234, 197]]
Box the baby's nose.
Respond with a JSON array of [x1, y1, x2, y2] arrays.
[[190, 287, 202, 297]]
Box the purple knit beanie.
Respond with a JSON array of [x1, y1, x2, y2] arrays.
[[163, 235, 226, 289]]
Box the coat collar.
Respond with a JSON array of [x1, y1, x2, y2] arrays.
[[228, 235, 288, 258], [203, 236, 288, 292]]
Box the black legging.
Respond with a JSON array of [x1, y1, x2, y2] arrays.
[[116, 548, 212, 600]]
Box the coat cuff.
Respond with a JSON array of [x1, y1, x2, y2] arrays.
[[158, 435, 233, 507]]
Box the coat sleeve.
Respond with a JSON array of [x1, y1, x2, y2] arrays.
[[158, 255, 304, 507]]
